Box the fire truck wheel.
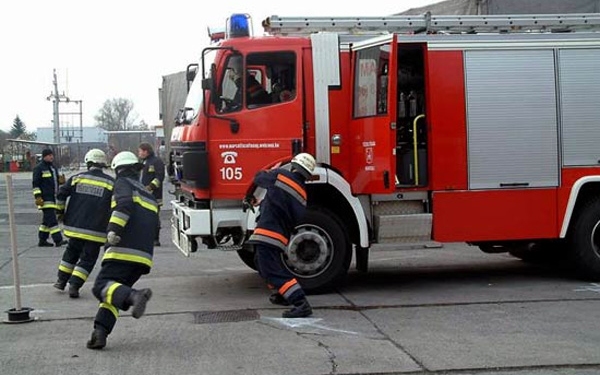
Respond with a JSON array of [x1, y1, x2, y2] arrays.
[[236, 244, 258, 271], [283, 207, 352, 293], [569, 197, 600, 280]]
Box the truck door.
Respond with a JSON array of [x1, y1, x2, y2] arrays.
[[209, 50, 303, 199], [349, 35, 397, 194]]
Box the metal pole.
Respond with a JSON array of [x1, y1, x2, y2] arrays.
[[5, 175, 22, 310], [52, 69, 60, 145]]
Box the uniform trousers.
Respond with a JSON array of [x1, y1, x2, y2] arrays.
[[254, 243, 305, 304], [91, 262, 146, 334], [39, 208, 63, 243], [57, 238, 101, 288]]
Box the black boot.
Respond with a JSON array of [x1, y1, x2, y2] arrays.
[[55, 240, 68, 247], [127, 288, 152, 319], [39, 241, 53, 247], [53, 279, 67, 291], [86, 328, 107, 350], [269, 293, 290, 306], [282, 298, 313, 318], [68, 284, 80, 298]]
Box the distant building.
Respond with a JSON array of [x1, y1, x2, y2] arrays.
[[36, 126, 107, 144], [35, 126, 108, 167]]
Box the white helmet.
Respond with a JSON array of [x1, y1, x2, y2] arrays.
[[84, 149, 107, 167], [111, 151, 140, 170], [291, 153, 316, 178]]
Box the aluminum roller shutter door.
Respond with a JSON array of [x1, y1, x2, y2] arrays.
[[559, 49, 600, 167], [465, 49, 559, 190]]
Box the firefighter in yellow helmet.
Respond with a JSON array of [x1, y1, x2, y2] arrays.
[[54, 149, 114, 298], [244, 153, 316, 318], [87, 151, 158, 350]]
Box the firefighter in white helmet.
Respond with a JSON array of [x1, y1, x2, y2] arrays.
[[87, 151, 158, 350], [53, 149, 114, 298], [243, 153, 316, 318]]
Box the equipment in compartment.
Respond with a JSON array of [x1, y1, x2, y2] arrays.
[[396, 44, 427, 187]]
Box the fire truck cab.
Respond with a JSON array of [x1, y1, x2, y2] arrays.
[[170, 13, 600, 291]]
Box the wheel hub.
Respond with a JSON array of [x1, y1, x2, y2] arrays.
[[285, 225, 333, 277]]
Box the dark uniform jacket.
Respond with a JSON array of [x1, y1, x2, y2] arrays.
[[104, 176, 159, 273], [32, 161, 59, 209], [140, 153, 165, 204], [56, 168, 115, 243], [247, 168, 307, 251]]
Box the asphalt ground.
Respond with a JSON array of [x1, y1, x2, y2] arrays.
[[1, 171, 600, 375]]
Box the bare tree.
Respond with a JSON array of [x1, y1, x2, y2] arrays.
[[94, 98, 138, 131]]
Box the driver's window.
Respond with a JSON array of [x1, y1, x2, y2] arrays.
[[218, 54, 243, 113]]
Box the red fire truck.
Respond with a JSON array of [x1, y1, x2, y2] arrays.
[[169, 13, 600, 291]]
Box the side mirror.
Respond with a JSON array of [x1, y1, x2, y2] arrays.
[[186, 63, 199, 92], [183, 107, 195, 124], [202, 77, 213, 90]]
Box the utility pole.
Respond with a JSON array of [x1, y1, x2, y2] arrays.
[[46, 69, 70, 145]]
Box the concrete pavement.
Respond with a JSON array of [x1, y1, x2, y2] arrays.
[[2, 173, 600, 375]]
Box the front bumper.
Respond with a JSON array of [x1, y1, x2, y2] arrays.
[[170, 200, 250, 256]]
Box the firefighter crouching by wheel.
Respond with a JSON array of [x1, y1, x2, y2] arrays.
[[243, 153, 316, 318], [32, 148, 67, 247], [53, 149, 114, 298], [87, 151, 158, 350], [138, 142, 165, 246]]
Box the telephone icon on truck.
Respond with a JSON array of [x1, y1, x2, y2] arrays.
[[221, 151, 238, 164]]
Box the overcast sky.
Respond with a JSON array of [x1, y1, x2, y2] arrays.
[[0, 0, 440, 133]]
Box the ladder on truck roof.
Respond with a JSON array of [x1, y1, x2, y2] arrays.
[[262, 13, 600, 35]]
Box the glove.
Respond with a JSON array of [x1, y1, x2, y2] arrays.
[[242, 195, 257, 213], [145, 185, 155, 192], [56, 211, 64, 223], [107, 231, 121, 245], [58, 174, 66, 185], [35, 196, 44, 207]]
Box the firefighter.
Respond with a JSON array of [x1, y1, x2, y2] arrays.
[[243, 153, 316, 318], [32, 148, 67, 247], [138, 142, 165, 246], [53, 149, 114, 298], [87, 151, 158, 350]]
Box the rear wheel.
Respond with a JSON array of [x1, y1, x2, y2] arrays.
[[568, 197, 600, 280], [282, 207, 352, 293]]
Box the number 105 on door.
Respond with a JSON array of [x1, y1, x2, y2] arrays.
[[220, 167, 243, 180]]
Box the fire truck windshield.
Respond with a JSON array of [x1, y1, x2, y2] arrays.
[[181, 50, 216, 123], [182, 70, 204, 122]]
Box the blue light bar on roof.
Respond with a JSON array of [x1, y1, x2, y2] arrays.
[[227, 13, 252, 39]]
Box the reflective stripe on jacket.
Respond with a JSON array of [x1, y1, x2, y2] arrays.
[[32, 161, 59, 203], [104, 176, 159, 272], [248, 168, 307, 251], [57, 168, 115, 243], [140, 153, 165, 204]]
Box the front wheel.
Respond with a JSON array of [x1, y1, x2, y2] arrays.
[[282, 207, 352, 293], [568, 197, 600, 280]]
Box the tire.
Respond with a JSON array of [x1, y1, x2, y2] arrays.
[[568, 197, 600, 280], [237, 244, 258, 271], [282, 207, 352, 293]]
